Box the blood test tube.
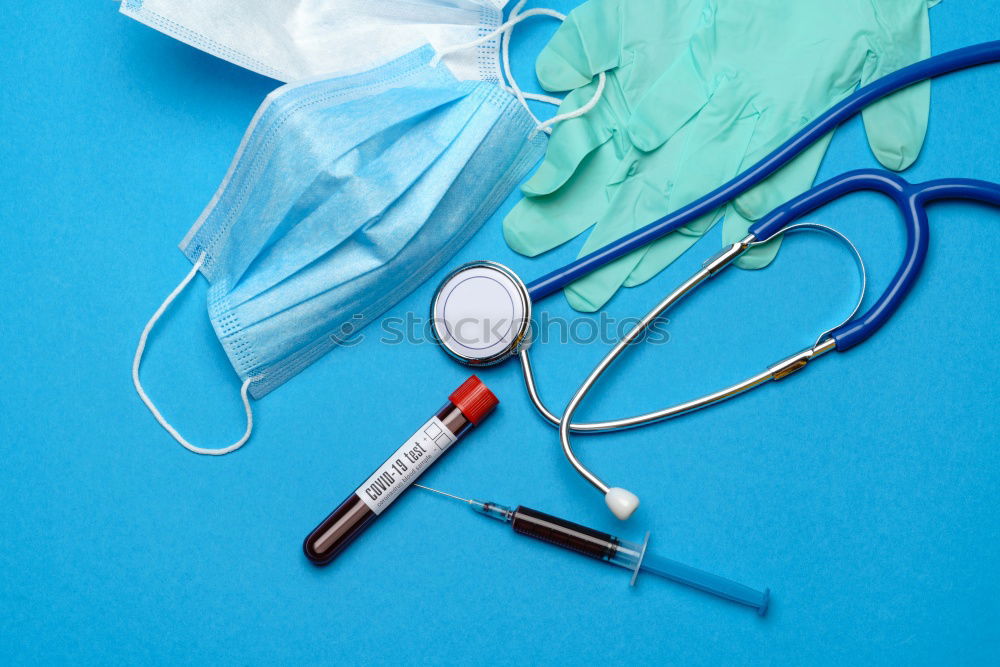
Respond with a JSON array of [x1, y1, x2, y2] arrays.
[[303, 375, 499, 565]]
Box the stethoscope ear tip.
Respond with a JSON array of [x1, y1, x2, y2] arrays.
[[605, 488, 640, 520]]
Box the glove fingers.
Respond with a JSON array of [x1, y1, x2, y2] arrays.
[[626, 47, 714, 152], [535, 0, 624, 92], [504, 139, 621, 256], [723, 130, 833, 269], [724, 205, 781, 269], [560, 130, 691, 308], [861, 0, 932, 170], [562, 177, 670, 311], [565, 248, 646, 312], [733, 131, 834, 220], [621, 211, 721, 287], [521, 84, 616, 197], [861, 81, 929, 171], [624, 80, 760, 287], [625, 1, 728, 152]]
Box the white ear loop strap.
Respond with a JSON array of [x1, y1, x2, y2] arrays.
[[534, 71, 605, 134], [132, 252, 259, 456], [498, 0, 606, 134], [501, 2, 560, 107], [430, 3, 606, 134], [430, 8, 565, 66]]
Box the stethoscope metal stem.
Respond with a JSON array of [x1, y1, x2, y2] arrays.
[[519, 344, 830, 433], [518, 223, 862, 434], [555, 239, 750, 496]]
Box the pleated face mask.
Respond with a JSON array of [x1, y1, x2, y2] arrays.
[[119, 0, 510, 83], [132, 4, 604, 454]]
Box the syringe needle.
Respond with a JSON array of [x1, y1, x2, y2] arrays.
[[412, 485, 513, 523], [412, 484, 475, 505]]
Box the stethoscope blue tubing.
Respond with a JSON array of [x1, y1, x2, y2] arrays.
[[747, 171, 1000, 351], [524, 40, 1000, 311]]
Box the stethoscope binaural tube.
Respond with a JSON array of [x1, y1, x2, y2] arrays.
[[748, 172, 1000, 351], [557, 171, 1000, 520]]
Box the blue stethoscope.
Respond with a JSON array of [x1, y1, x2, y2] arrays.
[[430, 41, 1000, 520]]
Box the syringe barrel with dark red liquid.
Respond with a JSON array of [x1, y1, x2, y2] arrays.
[[303, 375, 498, 565]]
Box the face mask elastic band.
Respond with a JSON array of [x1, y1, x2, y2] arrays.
[[132, 252, 262, 455], [500, 1, 562, 105], [430, 2, 606, 134]]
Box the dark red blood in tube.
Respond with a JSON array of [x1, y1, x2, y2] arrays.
[[303, 375, 498, 565]]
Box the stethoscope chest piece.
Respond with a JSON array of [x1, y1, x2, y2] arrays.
[[431, 261, 532, 366]]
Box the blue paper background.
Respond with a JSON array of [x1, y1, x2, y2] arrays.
[[1, 1, 998, 664]]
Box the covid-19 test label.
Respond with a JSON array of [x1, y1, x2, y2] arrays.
[[355, 417, 458, 515]]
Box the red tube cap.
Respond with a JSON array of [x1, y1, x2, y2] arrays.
[[449, 375, 499, 425]]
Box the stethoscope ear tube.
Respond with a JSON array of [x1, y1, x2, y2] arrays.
[[748, 171, 1000, 351], [753, 222, 869, 348]]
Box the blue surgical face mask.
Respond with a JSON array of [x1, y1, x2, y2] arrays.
[[184, 45, 547, 395], [132, 5, 602, 455]]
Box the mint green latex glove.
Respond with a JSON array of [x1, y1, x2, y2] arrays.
[[503, 0, 708, 261], [504, 0, 937, 312]]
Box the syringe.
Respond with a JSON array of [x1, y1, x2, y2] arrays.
[[414, 485, 769, 616]]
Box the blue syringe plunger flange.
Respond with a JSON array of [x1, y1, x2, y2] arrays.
[[629, 531, 651, 587], [621, 532, 770, 617]]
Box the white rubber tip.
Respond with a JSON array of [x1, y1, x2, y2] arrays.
[[605, 488, 640, 520]]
